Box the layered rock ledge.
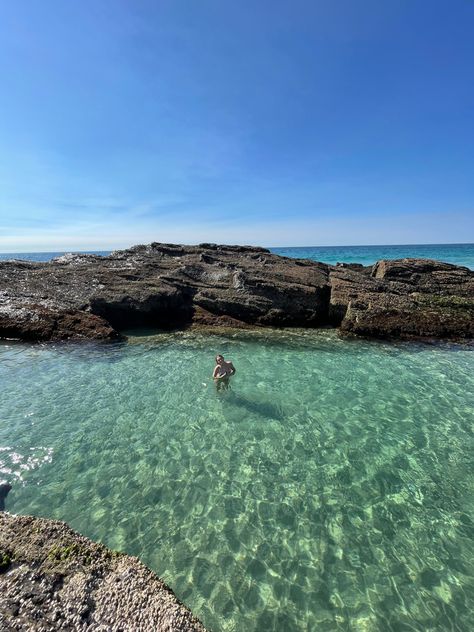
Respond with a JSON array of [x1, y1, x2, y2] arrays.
[[0, 512, 207, 632], [0, 242, 472, 341]]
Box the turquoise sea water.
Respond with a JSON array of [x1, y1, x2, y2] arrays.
[[0, 243, 473, 268], [1, 329, 474, 631], [271, 244, 474, 269], [0, 250, 109, 262]]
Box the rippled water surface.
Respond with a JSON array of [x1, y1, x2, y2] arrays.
[[1, 330, 474, 631]]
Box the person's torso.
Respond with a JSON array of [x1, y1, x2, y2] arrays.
[[220, 361, 233, 375]]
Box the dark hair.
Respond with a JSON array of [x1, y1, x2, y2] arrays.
[[215, 354, 224, 362]]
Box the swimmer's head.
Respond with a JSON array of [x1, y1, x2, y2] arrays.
[[216, 354, 224, 364]]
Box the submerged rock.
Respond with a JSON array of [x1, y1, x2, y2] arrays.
[[0, 512, 207, 631], [0, 243, 472, 341]]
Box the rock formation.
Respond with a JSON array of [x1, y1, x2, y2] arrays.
[[0, 512, 207, 631], [330, 258, 474, 339], [0, 243, 472, 341]]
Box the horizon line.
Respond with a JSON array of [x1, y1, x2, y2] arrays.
[[0, 241, 473, 254]]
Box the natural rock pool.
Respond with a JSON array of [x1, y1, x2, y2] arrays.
[[1, 329, 473, 631]]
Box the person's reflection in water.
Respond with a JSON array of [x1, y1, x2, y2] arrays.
[[213, 354, 236, 391]]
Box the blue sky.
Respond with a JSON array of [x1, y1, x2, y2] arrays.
[[0, 0, 473, 250]]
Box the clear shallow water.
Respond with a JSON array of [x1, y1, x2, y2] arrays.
[[1, 243, 473, 268], [1, 330, 474, 632]]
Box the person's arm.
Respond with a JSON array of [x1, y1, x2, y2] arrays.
[[213, 365, 224, 379], [228, 361, 236, 375]]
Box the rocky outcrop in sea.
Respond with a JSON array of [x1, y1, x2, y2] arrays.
[[0, 512, 207, 631], [0, 242, 472, 341]]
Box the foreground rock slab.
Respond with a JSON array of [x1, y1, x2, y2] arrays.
[[0, 243, 472, 341], [0, 512, 207, 632]]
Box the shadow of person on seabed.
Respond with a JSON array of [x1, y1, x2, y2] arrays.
[[219, 389, 285, 422]]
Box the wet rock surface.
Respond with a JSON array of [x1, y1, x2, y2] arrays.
[[0, 243, 472, 341], [0, 512, 207, 632]]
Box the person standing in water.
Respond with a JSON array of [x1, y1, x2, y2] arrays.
[[213, 354, 236, 390]]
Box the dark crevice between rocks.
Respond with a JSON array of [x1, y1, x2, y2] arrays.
[[80, 578, 101, 625], [327, 302, 348, 327], [51, 574, 65, 593], [90, 291, 196, 332]]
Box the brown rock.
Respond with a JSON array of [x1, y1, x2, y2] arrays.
[[330, 258, 474, 339], [0, 243, 331, 340], [0, 246, 472, 342], [0, 512, 207, 631]]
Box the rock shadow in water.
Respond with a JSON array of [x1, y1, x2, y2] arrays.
[[0, 482, 12, 511]]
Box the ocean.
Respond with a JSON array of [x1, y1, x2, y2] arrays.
[[1, 329, 474, 631], [0, 242, 473, 268], [1, 244, 473, 631]]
